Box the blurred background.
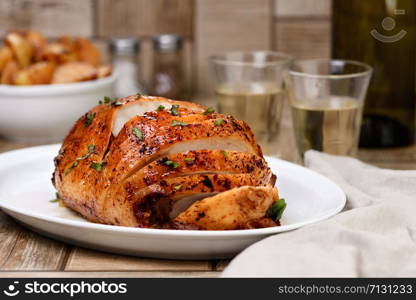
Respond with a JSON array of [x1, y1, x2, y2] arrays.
[[0, 0, 414, 164], [0, 0, 330, 97]]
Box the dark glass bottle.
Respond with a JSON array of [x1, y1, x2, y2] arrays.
[[332, 0, 415, 147]]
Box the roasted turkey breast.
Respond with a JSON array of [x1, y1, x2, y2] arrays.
[[53, 95, 282, 230]]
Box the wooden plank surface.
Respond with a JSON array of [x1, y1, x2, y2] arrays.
[[195, 0, 273, 95], [65, 248, 211, 272], [0, 212, 69, 271], [0, 211, 24, 268], [0, 149, 70, 271], [214, 260, 230, 272], [0, 0, 93, 38], [273, 19, 331, 59], [274, 0, 331, 18], [95, 0, 194, 38], [0, 271, 221, 278]]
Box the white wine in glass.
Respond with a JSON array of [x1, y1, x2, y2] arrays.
[[216, 83, 286, 156], [291, 97, 362, 159], [209, 51, 292, 157], [285, 59, 372, 163]]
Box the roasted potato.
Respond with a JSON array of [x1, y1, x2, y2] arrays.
[[97, 64, 112, 78], [52, 61, 97, 84], [1, 60, 19, 84], [56, 35, 74, 49], [5, 32, 33, 67], [0, 31, 110, 85], [74, 37, 101, 67], [42, 42, 78, 64], [26, 31, 47, 62], [14, 62, 55, 85], [0, 47, 13, 73]]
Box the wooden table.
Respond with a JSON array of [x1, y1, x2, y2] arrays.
[[1, 102, 415, 278]]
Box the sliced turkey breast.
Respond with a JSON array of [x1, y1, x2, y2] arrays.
[[52, 95, 283, 230]]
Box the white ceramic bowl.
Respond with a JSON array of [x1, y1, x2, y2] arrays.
[[0, 74, 116, 143]]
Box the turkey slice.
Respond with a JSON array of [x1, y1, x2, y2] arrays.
[[112, 95, 206, 136], [174, 186, 279, 230], [124, 150, 272, 191]]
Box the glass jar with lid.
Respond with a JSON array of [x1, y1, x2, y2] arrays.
[[109, 38, 147, 98], [150, 34, 187, 99]]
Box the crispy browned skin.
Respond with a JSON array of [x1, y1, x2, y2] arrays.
[[53, 103, 115, 222], [53, 95, 278, 229], [103, 113, 261, 185], [125, 150, 271, 190]]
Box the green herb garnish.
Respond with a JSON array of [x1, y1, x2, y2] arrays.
[[170, 104, 180, 116], [214, 119, 223, 126], [100, 96, 121, 105], [165, 160, 179, 168], [50, 192, 61, 203], [184, 157, 194, 164], [174, 185, 182, 191], [156, 105, 165, 111], [87, 144, 95, 153], [171, 120, 188, 127], [77, 144, 95, 160], [132, 127, 143, 140], [90, 161, 107, 172], [99, 96, 115, 105], [267, 198, 287, 221], [84, 113, 95, 127], [65, 161, 78, 175], [203, 107, 215, 115], [64, 145, 95, 175], [220, 150, 228, 158]]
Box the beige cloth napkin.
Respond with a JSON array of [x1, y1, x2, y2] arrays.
[[222, 150, 416, 277]]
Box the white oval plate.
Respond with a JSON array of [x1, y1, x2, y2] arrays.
[[0, 144, 345, 260]]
